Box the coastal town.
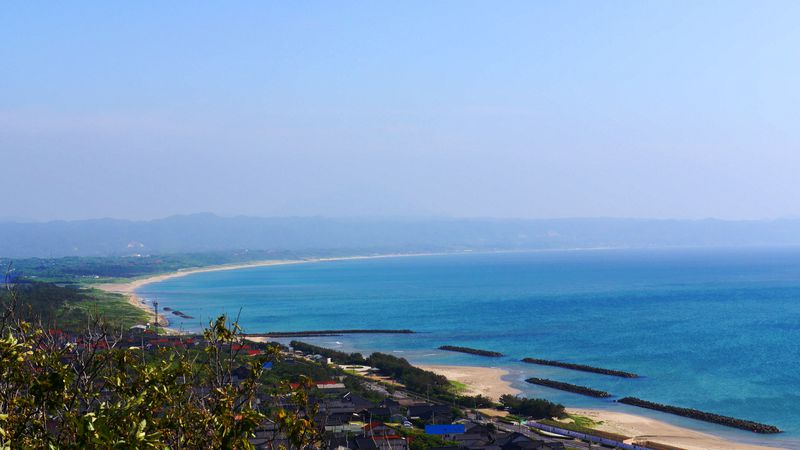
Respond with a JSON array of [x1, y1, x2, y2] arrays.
[[8, 297, 780, 450], [2, 262, 786, 450], [13, 323, 646, 450]]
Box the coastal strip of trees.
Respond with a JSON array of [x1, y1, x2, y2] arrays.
[[290, 341, 496, 409], [617, 397, 781, 434], [521, 357, 639, 378], [499, 394, 566, 419], [247, 329, 414, 337], [525, 378, 612, 398], [289, 341, 368, 365], [438, 345, 503, 357]]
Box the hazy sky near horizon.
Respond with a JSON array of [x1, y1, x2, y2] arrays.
[[2, 1, 799, 221]]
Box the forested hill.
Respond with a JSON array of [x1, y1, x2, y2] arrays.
[[2, 213, 800, 258]]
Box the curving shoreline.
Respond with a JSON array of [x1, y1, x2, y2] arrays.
[[422, 364, 785, 450], [94, 252, 444, 329], [94, 254, 789, 450]]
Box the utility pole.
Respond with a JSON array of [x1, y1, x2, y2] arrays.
[[152, 300, 159, 335]]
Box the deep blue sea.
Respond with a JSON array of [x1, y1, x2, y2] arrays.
[[138, 248, 800, 448]]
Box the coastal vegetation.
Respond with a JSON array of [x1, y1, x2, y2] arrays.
[[290, 341, 497, 409], [0, 281, 148, 332], [0, 284, 321, 449], [393, 427, 458, 450], [290, 340, 368, 365], [618, 397, 781, 433], [2, 250, 300, 282], [525, 378, 611, 398], [498, 395, 566, 419], [521, 358, 638, 378], [438, 345, 503, 357]]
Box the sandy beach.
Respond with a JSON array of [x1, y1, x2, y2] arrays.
[[417, 364, 521, 401], [419, 364, 783, 450], [95, 257, 786, 450], [95, 259, 307, 327], [568, 408, 786, 450], [94, 253, 444, 328]]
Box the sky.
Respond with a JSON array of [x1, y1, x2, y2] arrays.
[[1, 1, 799, 222]]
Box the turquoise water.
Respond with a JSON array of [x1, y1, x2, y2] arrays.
[[138, 248, 800, 448]]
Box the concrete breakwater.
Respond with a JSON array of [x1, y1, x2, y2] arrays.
[[525, 377, 612, 398], [522, 358, 639, 378], [171, 310, 194, 319], [617, 397, 782, 434], [438, 345, 503, 357], [245, 329, 414, 337]]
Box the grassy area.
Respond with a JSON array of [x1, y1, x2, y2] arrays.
[[63, 288, 151, 329], [448, 379, 468, 394], [2, 282, 151, 332], [564, 413, 602, 428]]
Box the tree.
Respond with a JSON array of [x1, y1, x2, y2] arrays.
[[0, 281, 319, 449]]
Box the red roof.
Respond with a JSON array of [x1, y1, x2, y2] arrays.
[[362, 422, 385, 431]]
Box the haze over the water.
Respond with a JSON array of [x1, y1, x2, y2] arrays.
[[2, 1, 799, 222]]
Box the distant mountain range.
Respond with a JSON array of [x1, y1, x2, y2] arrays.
[[1, 213, 800, 258]]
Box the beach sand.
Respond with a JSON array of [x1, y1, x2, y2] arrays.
[[95, 259, 305, 327], [419, 364, 783, 450], [417, 364, 521, 401], [568, 408, 785, 450], [94, 253, 443, 329], [95, 257, 786, 450]]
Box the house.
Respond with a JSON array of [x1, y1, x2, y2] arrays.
[[494, 432, 565, 450], [342, 392, 374, 410], [361, 422, 409, 450], [407, 404, 454, 424], [362, 406, 393, 422]]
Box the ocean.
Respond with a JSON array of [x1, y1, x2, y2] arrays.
[[137, 248, 800, 448]]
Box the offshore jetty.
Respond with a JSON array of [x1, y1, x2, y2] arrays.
[[522, 357, 639, 378], [526, 377, 611, 398], [438, 345, 503, 357], [245, 329, 414, 338], [618, 397, 781, 434], [171, 310, 194, 319]]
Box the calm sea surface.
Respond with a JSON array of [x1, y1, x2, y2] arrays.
[[138, 248, 800, 447]]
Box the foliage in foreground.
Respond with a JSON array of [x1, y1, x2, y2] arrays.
[[0, 285, 319, 449]]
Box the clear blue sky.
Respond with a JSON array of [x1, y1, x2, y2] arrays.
[[2, 1, 798, 221]]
